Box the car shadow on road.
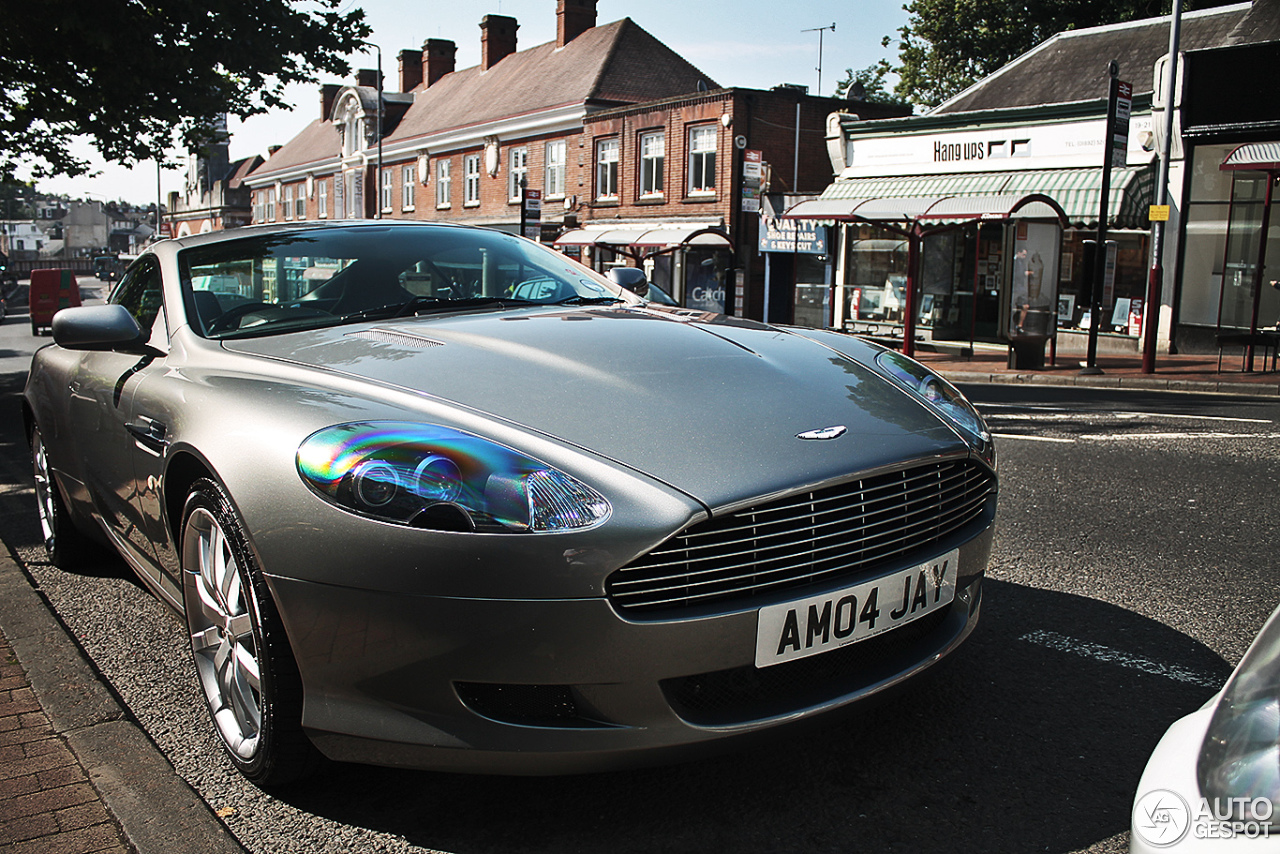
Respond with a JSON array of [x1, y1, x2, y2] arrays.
[[273, 579, 1230, 854]]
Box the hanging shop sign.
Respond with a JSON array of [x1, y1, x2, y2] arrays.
[[759, 215, 827, 254], [742, 150, 763, 213]]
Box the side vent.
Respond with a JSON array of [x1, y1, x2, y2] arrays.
[[345, 328, 444, 348]]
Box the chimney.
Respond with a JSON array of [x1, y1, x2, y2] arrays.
[[356, 68, 381, 88], [267, 145, 282, 157], [480, 15, 518, 70], [320, 84, 340, 121], [557, 0, 597, 47], [424, 38, 457, 86], [398, 49, 423, 91]]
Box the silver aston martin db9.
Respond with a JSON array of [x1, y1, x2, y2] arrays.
[[23, 221, 996, 787]]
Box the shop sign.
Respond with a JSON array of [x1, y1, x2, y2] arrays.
[[522, 188, 542, 240], [759, 215, 827, 254], [1111, 80, 1132, 169], [742, 150, 763, 213]]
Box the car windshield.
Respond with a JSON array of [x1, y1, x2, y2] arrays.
[[179, 224, 632, 339]]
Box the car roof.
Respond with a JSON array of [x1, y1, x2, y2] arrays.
[[151, 219, 492, 253]]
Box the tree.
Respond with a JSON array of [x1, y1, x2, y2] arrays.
[[0, 0, 370, 182], [834, 61, 911, 108], [888, 0, 1237, 109]]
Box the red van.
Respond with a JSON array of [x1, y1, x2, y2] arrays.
[[29, 269, 81, 335]]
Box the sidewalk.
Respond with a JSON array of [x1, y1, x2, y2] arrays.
[[0, 555, 245, 854], [914, 344, 1280, 396]]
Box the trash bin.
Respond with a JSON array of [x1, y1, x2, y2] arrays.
[[1007, 336, 1048, 369]]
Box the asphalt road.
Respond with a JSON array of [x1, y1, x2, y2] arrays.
[[1, 298, 1277, 854]]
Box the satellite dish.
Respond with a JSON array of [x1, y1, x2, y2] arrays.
[[696, 80, 708, 92]]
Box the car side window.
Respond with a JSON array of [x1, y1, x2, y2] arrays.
[[110, 256, 164, 333]]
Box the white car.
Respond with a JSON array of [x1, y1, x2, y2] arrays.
[[1131, 604, 1280, 851]]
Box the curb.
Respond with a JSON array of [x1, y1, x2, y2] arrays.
[[939, 370, 1280, 397], [0, 554, 246, 854]]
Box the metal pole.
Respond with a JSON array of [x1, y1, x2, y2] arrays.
[[1245, 175, 1274, 371], [1082, 62, 1121, 375], [376, 46, 384, 219], [802, 24, 835, 95], [1142, 1, 1182, 373]]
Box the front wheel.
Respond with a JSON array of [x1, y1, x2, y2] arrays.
[[181, 478, 319, 787], [31, 425, 98, 568]]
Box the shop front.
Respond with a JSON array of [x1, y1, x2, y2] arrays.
[[553, 222, 733, 311], [804, 106, 1158, 355], [784, 192, 1068, 358]]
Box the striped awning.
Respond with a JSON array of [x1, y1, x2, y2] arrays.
[[553, 225, 730, 252], [1221, 142, 1280, 171], [783, 193, 1067, 227], [804, 164, 1156, 229]]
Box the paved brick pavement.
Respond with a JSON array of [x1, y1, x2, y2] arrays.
[[0, 628, 130, 854]]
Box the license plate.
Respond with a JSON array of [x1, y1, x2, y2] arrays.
[[755, 550, 959, 668]]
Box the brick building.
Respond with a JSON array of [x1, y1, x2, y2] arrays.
[[168, 118, 262, 237], [243, 1, 713, 237], [243, 0, 910, 318], [559, 86, 909, 316]]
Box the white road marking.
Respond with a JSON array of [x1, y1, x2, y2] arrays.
[[1080, 431, 1280, 441], [1020, 630, 1222, 689], [980, 406, 1272, 424], [991, 433, 1075, 443]]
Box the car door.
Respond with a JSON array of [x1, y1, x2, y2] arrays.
[[68, 256, 170, 593]]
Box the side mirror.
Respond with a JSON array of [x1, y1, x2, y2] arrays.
[[607, 266, 649, 299], [52, 305, 147, 352]]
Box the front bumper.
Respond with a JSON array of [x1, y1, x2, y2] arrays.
[[266, 531, 990, 774]]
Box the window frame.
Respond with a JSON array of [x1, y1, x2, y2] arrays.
[[508, 146, 529, 202], [380, 168, 394, 213], [317, 180, 328, 218], [687, 125, 717, 197], [464, 154, 481, 206], [436, 158, 452, 209], [595, 138, 619, 201], [401, 164, 416, 211], [544, 140, 566, 199], [639, 130, 665, 199]]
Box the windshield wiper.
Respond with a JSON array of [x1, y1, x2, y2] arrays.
[[556, 295, 625, 306], [339, 296, 537, 324]]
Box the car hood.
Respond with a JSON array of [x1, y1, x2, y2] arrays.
[[222, 306, 967, 509]]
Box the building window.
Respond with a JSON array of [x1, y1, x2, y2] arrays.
[[295, 185, 306, 219], [639, 131, 664, 198], [545, 140, 566, 198], [596, 138, 619, 201], [688, 126, 716, 196], [402, 164, 416, 211], [508, 146, 528, 201], [436, 158, 451, 208], [380, 168, 394, 212], [283, 186, 293, 220], [317, 180, 328, 218], [464, 154, 481, 206], [266, 187, 277, 221], [253, 192, 263, 222]]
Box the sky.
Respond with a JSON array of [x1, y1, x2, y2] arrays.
[[32, 0, 911, 206]]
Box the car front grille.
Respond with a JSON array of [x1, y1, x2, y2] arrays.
[[607, 458, 994, 616]]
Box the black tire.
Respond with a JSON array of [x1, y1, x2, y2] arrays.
[[180, 478, 320, 787], [31, 426, 98, 569]]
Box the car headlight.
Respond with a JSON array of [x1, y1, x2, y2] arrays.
[[1197, 606, 1280, 823], [873, 350, 992, 453], [296, 422, 611, 533]]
